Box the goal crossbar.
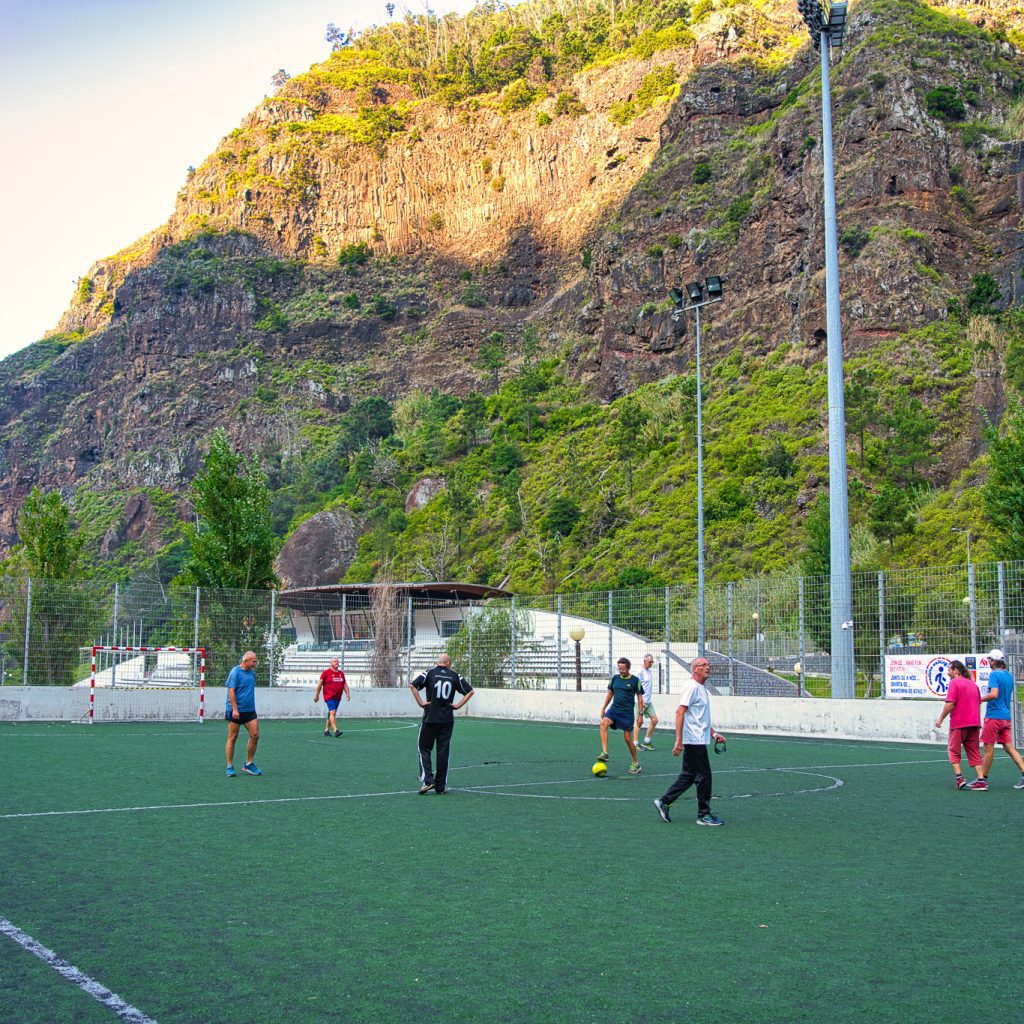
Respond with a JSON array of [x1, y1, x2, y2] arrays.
[[89, 646, 207, 723]]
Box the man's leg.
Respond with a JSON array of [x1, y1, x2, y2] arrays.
[[624, 728, 639, 763], [226, 720, 240, 765], [645, 713, 659, 745], [1002, 741, 1024, 774], [434, 723, 455, 792], [983, 743, 996, 778], [690, 745, 713, 817], [418, 722, 436, 786], [599, 718, 610, 756], [244, 719, 260, 763], [660, 756, 696, 807]]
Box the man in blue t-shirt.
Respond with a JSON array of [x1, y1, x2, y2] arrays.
[[597, 658, 644, 775], [225, 651, 262, 778], [980, 649, 1024, 790]]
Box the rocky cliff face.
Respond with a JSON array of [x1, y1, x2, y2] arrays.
[[1, 0, 1023, 564]]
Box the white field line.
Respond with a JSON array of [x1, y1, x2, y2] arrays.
[[0, 917, 157, 1023]]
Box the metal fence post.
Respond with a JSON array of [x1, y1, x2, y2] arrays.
[[798, 577, 806, 698], [607, 591, 613, 676], [877, 571, 885, 695], [727, 582, 735, 695], [406, 596, 413, 685], [468, 603, 474, 685], [268, 590, 277, 688], [340, 593, 347, 672], [193, 587, 201, 651], [663, 587, 670, 694], [998, 562, 1006, 646], [111, 582, 120, 688], [511, 596, 518, 689], [968, 562, 978, 654], [556, 594, 563, 691], [22, 578, 32, 686]]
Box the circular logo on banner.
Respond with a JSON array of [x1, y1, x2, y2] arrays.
[[925, 657, 952, 697]]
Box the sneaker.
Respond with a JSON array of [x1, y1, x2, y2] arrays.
[[225, 765, 236, 778], [1014, 776, 1024, 790], [696, 813, 725, 827], [418, 782, 435, 795], [334, 730, 343, 737], [955, 776, 968, 790], [324, 729, 330, 736], [968, 779, 988, 790], [628, 762, 642, 775], [597, 752, 609, 763], [643, 742, 656, 751], [654, 798, 671, 823], [242, 762, 262, 776]]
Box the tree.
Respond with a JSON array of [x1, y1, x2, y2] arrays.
[[11, 488, 85, 579], [882, 387, 937, 484], [326, 22, 350, 50], [1, 489, 101, 686], [966, 273, 1001, 316], [178, 431, 279, 591], [446, 602, 535, 688], [271, 69, 291, 90], [845, 367, 879, 468], [610, 402, 648, 497], [983, 401, 1024, 560], [542, 496, 581, 538], [868, 485, 915, 550], [478, 334, 506, 392]]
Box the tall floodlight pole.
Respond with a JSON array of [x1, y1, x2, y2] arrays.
[[670, 277, 725, 660], [797, 0, 854, 698]]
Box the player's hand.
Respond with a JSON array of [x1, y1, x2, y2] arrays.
[[314, 696, 319, 703], [231, 710, 240, 721], [672, 742, 683, 756]]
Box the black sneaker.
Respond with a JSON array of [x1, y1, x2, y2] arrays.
[[418, 782, 435, 795], [334, 730, 342, 737], [654, 798, 671, 823], [324, 729, 330, 736], [696, 813, 725, 827], [597, 752, 609, 763]]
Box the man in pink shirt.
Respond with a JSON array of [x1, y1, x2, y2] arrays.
[[934, 660, 985, 790]]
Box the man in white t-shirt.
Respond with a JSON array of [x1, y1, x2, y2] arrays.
[[633, 653, 660, 751], [653, 657, 725, 826]]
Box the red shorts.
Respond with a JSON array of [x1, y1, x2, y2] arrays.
[[948, 726, 981, 766], [981, 719, 1013, 745]]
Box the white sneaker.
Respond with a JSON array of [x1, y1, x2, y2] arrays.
[[1014, 776, 1024, 790]]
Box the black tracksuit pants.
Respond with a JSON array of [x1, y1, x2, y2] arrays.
[[660, 743, 712, 816], [418, 720, 455, 792]]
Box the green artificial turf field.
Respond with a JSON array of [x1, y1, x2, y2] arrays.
[[1, 716, 1021, 1024]]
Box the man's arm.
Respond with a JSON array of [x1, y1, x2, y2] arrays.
[[313, 676, 324, 702], [409, 672, 428, 709], [343, 676, 351, 701], [672, 704, 687, 756], [452, 683, 475, 711], [935, 700, 955, 728], [980, 685, 997, 703]]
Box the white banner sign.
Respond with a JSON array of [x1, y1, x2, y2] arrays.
[[884, 653, 996, 700]]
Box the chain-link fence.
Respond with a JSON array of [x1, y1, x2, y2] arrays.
[[3, 563, 1024, 711]]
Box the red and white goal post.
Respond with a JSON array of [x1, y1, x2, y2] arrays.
[[88, 646, 207, 723]]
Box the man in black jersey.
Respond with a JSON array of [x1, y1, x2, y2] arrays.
[[409, 653, 475, 795]]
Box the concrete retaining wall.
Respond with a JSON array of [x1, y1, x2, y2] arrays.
[[0, 685, 946, 745]]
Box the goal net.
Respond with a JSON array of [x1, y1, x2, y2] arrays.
[[85, 646, 206, 723]]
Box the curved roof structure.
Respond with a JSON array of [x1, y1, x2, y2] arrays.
[[279, 581, 513, 612]]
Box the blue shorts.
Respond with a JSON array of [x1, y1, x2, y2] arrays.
[[603, 709, 634, 732], [325, 698, 340, 711]]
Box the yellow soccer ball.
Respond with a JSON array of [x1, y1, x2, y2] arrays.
[[592, 761, 608, 777]]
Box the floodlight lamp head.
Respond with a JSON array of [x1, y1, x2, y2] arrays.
[[569, 626, 585, 642], [704, 275, 723, 298], [669, 287, 686, 307], [685, 281, 704, 303]]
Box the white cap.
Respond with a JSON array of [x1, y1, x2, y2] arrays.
[[987, 648, 1006, 663]]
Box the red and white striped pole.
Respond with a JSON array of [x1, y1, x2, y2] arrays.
[[89, 647, 96, 724], [198, 649, 206, 724]]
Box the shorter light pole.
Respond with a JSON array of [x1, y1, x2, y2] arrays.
[[669, 276, 725, 661], [569, 626, 585, 691]]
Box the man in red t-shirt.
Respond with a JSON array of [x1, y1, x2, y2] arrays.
[[935, 659, 985, 790], [314, 657, 350, 737]]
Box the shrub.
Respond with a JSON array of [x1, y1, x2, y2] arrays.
[[581, 248, 592, 269], [667, 233, 682, 250], [337, 242, 372, 267], [371, 294, 397, 319], [255, 306, 288, 331], [481, 157, 493, 175], [966, 273, 1001, 315], [692, 161, 712, 184], [536, 110, 552, 126], [343, 293, 361, 309], [428, 212, 444, 231], [647, 245, 664, 259], [499, 79, 539, 114], [76, 278, 93, 303], [925, 86, 965, 121], [461, 284, 486, 307], [609, 100, 636, 125], [800, 136, 817, 156], [554, 91, 587, 117], [491, 175, 506, 192], [839, 226, 872, 258]]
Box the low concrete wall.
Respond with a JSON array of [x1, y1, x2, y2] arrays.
[[0, 685, 946, 744]]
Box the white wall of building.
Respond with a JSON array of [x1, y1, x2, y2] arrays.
[[0, 685, 947, 744]]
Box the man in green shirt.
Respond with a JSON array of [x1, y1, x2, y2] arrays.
[[597, 657, 644, 775]]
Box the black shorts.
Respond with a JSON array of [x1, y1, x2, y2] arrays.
[[226, 710, 258, 724]]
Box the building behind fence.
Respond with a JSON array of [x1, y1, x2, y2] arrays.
[[2, 562, 1024, 701]]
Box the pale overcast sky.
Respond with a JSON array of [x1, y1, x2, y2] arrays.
[[0, 0, 473, 361]]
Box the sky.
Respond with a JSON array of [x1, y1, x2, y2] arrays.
[[0, 0, 474, 361]]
